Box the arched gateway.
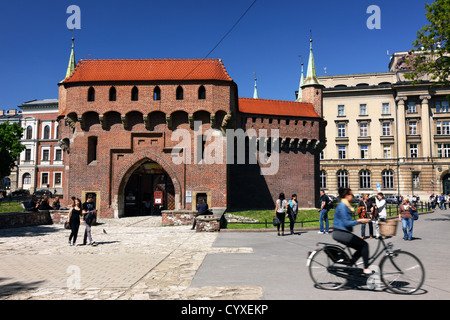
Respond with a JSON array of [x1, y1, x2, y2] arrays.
[[117, 159, 178, 218]]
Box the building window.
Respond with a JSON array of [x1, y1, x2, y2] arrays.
[[410, 144, 418, 158], [360, 145, 369, 159], [382, 103, 390, 115], [42, 149, 49, 161], [437, 121, 450, 135], [436, 100, 450, 113], [88, 136, 98, 164], [337, 170, 349, 189], [437, 144, 450, 158], [55, 149, 62, 161], [360, 104, 367, 116], [412, 173, 420, 189], [338, 105, 345, 117], [41, 173, 49, 187], [54, 173, 62, 186], [88, 87, 95, 102], [131, 86, 139, 101], [409, 121, 418, 135], [338, 146, 346, 159], [43, 125, 50, 140], [359, 170, 371, 189], [153, 86, 161, 101], [320, 170, 327, 189], [176, 86, 184, 100], [26, 126, 33, 140], [382, 122, 391, 136], [25, 149, 31, 161], [109, 87, 117, 101], [408, 101, 417, 113], [383, 145, 392, 159], [198, 86, 206, 100], [360, 123, 368, 137], [382, 170, 394, 189], [22, 173, 31, 185], [337, 124, 346, 137]]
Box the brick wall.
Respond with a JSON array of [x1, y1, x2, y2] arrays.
[[59, 81, 235, 218]]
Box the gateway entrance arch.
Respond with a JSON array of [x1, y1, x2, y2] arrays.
[[117, 159, 178, 218]]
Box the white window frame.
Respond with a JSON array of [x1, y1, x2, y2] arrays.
[[41, 172, 50, 187], [53, 172, 62, 187]]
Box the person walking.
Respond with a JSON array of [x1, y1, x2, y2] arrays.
[[287, 194, 299, 235], [82, 194, 97, 246], [332, 188, 372, 275], [399, 198, 415, 241], [68, 198, 82, 246], [358, 194, 374, 239], [274, 193, 288, 236], [318, 190, 330, 234]]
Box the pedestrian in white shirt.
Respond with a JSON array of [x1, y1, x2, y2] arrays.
[[374, 192, 387, 238]]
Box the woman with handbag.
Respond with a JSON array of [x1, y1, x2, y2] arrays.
[[68, 198, 82, 246], [274, 193, 288, 236], [399, 198, 415, 241], [288, 194, 298, 235]]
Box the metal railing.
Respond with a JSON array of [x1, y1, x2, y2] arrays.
[[226, 201, 430, 229]]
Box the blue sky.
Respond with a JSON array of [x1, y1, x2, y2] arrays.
[[0, 0, 431, 111]]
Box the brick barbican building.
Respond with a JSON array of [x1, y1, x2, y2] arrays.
[[57, 39, 326, 219]]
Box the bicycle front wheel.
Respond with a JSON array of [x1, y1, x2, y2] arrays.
[[308, 248, 348, 290], [380, 250, 425, 294]]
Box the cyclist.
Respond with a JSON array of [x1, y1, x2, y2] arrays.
[[333, 188, 372, 275]]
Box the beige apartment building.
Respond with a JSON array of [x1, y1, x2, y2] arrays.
[[318, 51, 450, 200]]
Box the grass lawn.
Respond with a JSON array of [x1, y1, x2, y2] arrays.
[[226, 208, 338, 230], [0, 202, 24, 214], [226, 203, 429, 230]]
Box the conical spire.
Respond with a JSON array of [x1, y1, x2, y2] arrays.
[[65, 37, 76, 79], [253, 72, 259, 99], [296, 62, 304, 102], [301, 39, 322, 88]]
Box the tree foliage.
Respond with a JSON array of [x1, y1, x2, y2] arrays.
[[0, 121, 25, 179], [405, 0, 450, 85]]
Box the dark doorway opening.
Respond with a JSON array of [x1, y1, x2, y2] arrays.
[[124, 161, 175, 217]]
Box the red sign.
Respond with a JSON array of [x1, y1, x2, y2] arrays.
[[154, 191, 163, 205]]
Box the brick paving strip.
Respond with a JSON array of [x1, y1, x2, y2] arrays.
[[0, 217, 262, 300]]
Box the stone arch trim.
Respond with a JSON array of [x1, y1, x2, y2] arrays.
[[112, 150, 183, 217]]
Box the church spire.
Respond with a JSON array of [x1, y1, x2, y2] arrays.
[[296, 61, 304, 102], [253, 72, 259, 99], [301, 39, 322, 88], [65, 37, 76, 79]]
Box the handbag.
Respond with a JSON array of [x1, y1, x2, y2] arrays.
[[64, 221, 71, 229], [409, 208, 419, 221], [273, 217, 281, 227]]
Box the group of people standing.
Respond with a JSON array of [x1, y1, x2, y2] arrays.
[[67, 194, 97, 246], [428, 193, 450, 210], [357, 192, 416, 241], [274, 193, 298, 236]]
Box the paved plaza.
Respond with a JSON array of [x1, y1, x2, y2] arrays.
[[1, 208, 450, 300]]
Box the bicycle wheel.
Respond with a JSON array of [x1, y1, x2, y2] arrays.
[[380, 250, 425, 294], [308, 248, 348, 290]]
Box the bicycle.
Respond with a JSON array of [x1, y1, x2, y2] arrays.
[[306, 221, 425, 294]]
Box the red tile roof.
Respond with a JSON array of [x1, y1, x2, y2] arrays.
[[63, 59, 233, 83], [238, 98, 320, 118]]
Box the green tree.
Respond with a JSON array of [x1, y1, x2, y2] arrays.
[[0, 121, 25, 180], [405, 0, 450, 86]]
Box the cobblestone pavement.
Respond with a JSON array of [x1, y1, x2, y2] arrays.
[[0, 217, 261, 300]]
